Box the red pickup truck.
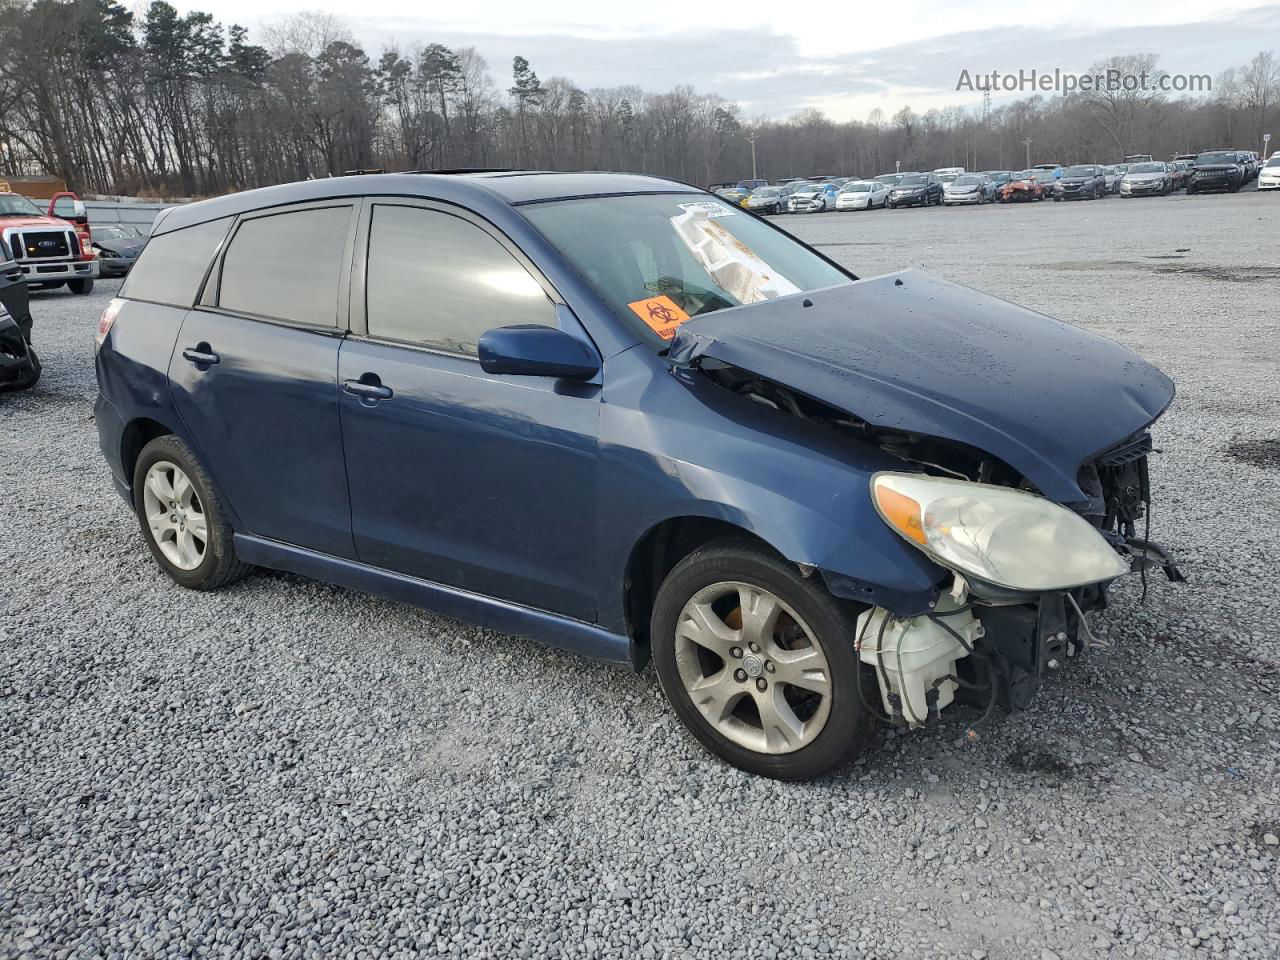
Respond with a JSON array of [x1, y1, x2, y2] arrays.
[[0, 186, 98, 294]]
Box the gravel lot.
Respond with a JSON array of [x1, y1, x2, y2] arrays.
[[2, 189, 1278, 960]]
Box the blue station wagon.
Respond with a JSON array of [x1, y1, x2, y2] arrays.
[[94, 171, 1180, 779]]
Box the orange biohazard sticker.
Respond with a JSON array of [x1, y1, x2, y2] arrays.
[[627, 295, 690, 340]]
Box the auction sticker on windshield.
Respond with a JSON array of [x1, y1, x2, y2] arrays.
[[678, 201, 735, 217], [628, 295, 690, 340]]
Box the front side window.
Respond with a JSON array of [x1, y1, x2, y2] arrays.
[[521, 193, 851, 345], [120, 217, 232, 307], [218, 206, 352, 327], [364, 205, 556, 356]]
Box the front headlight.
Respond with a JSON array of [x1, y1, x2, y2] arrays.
[[871, 472, 1130, 591]]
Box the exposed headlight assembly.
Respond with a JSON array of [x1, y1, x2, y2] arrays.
[[871, 472, 1131, 592]]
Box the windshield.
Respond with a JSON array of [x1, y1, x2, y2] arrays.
[[842, 182, 872, 192], [1128, 163, 1164, 174], [952, 175, 982, 185], [1196, 152, 1237, 165], [898, 175, 927, 186], [521, 194, 851, 345], [1267, 156, 1280, 168], [1032, 170, 1057, 182], [1064, 166, 1097, 177], [875, 174, 902, 184], [0, 194, 45, 217], [752, 187, 780, 197]]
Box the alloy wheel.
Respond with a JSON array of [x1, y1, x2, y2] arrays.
[[673, 581, 832, 754], [142, 460, 208, 570]]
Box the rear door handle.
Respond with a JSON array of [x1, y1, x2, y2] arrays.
[[343, 378, 393, 401], [182, 345, 219, 365]]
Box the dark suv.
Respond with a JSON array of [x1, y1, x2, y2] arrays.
[[94, 172, 1179, 780], [886, 173, 943, 207], [1053, 165, 1107, 200], [1187, 151, 1246, 193]]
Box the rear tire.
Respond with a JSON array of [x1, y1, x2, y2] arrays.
[[68, 278, 94, 295], [651, 540, 873, 780], [132, 435, 252, 591]]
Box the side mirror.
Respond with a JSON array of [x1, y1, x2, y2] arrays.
[[477, 325, 599, 380]]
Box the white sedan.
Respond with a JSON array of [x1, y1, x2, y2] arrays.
[[835, 180, 889, 210], [1259, 156, 1280, 191]]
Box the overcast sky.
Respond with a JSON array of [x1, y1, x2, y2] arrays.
[[176, 1, 1276, 121]]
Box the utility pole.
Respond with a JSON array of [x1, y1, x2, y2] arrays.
[[1022, 137, 1033, 168], [744, 131, 759, 181]]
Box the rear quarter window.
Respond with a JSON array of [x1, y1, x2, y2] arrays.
[[120, 218, 232, 307]]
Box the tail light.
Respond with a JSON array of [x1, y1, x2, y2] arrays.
[[78, 228, 95, 259], [95, 298, 125, 350]]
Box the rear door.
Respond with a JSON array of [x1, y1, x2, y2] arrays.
[[167, 201, 358, 558], [338, 199, 601, 620]]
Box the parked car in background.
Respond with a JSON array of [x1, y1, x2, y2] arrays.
[[888, 173, 942, 207], [999, 171, 1047, 202], [1258, 155, 1280, 191], [1120, 161, 1174, 197], [787, 182, 840, 213], [933, 167, 965, 185], [93, 170, 1179, 780], [1101, 166, 1122, 193], [0, 241, 39, 391], [738, 179, 768, 191], [92, 224, 148, 277], [835, 180, 889, 210], [1122, 154, 1153, 164], [1169, 161, 1190, 190], [982, 171, 1014, 193], [1054, 165, 1107, 200], [1032, 164, 1063, 178], [745, 186, 789, 215], [0, 188, 99, 294], [1187, 151, 1246, 193], [943, 173, 994, 205]]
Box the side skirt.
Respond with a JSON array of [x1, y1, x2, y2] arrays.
[[233, 534, 635, 667]]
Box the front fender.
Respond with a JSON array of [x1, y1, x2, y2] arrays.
[[596, 350, 944, 632]]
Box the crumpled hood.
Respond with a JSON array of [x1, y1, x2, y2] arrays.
[[668, 270, 1174, 503]]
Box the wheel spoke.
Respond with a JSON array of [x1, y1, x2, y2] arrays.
[[177, 529, 201, 567], [770, 645, 831, 697], [756, 686, 806, 752], [687, 669, 745, 724], [737, 586, 781, 648], [186, 510, 208, 541], [172, 470, 193, 506], [676, 600, 738, 655], [147, 469, 174, 504]]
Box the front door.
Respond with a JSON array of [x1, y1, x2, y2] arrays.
[[338, 201, 601, 621]]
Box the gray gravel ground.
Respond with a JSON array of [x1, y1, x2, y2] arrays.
[[2, 189, 1278, 960]]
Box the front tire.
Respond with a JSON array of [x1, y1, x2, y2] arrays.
[[132, 435, 251, 590], [651, 540, 873, 780], [68, 278, 94, 295]]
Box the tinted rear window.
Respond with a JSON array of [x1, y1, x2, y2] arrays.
[[217, 206, 352, 327], [120, 217, 231, 307]]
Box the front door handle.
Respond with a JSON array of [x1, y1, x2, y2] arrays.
[[182, 344, 219, 366], [343, 377, 393, 402]]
